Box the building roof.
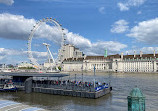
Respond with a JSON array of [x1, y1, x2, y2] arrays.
[[85, 54, 158, 60], [0, 73, 69, 77], [63, 53, 158, 62], [63, 57, 84, 61], [106, 54, 121, 59], [85, 56, 105, 60], [123, 54, 158, 59]]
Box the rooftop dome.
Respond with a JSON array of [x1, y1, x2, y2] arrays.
[[128, 87, 145, 98]]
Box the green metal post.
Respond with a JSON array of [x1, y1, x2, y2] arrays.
[[127, 87, 145, 111], [104, 49, 107, 57]]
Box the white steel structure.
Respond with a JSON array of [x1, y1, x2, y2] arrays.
[[27, 17, 65, 70], [43, 43, 55, 64]]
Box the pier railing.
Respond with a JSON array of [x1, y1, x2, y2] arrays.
[[32, 80, 96, 92], [0, 79, 109, 92]]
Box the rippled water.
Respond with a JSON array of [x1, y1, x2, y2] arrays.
[[0, 73, 158, 111]]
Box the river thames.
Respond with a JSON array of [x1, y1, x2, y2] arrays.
[[0, 73, 158, 111]]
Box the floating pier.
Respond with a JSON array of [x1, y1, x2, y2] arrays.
[[27, 79, 112, 99], [32, 87, 111, 99], [0, 73, 112, 99]]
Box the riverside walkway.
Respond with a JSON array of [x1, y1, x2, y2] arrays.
[[0, 99, 48, 111]]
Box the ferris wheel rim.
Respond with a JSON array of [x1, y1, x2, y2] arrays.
[[27, 17, 65, 69]]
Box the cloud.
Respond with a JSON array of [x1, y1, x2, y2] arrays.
[[0, 13, 127, 60], [118, 3, 129, 11], [30, 0, 74, 2], [98, 7, 105, 14], [65, 30, 91, 49], [137, 11, 142, 15], [84, 41, 127, 55], [140, 47, 158, 54], [63, 29, 127, 55], [127, 18, 158, 44], [0, 48, 25, 64], [0, 47, 51, 64], [0, 13, 64, 45], [0, 13, 36, 40], [28, 0, 96, 4], [0, 0, 14, 5], [0, 48, 23, 56], [118, 0, 146, 11], [124, 47, 158, 55], [111, 19, 129, 33]]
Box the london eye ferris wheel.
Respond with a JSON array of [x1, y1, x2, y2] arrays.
[[27, 17, 65, 70]]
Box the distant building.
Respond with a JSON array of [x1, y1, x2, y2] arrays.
[[18, 62, 33, 68], [43, 62, 55, 68], [62, 58, 84, 72], [62, 55, 113, 72], [43, 44, 84, 69], [58, 44, 84, 62], [0, 64, 6, 68], [62, 49, 158, 73], [116, 52, 158, 72]]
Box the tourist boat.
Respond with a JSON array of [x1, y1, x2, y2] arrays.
[[0, 82, 18, 92]]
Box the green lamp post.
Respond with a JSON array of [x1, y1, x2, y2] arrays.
[[127, 87, 145, 111]]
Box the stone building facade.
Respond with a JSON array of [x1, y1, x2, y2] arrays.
[[61, 44, 158, 72], [62, 52, 158, 73], [117, 53, 158, 72]]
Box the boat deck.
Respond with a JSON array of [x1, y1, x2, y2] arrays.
[[0, 99, 48, 111]]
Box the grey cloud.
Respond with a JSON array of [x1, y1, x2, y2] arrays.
[[0, 13, 35, 40], [0, 13, 127, 57], [0, 0, 14, 5], [124, 47, 158, 55]]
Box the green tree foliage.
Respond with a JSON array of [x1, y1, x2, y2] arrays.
[[18, 67, 35, 69], [58, 66, 61, 71]]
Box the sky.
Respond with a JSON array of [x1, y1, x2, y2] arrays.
[[0, 0, 158, 64]]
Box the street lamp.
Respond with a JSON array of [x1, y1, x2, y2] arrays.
[[94, 65, 96, 88], [81, 64, 83, 83], [75, 74, 76, 82]]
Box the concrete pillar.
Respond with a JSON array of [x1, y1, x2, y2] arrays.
[[121, 52, 123, 60], [153, 61, 157, 72], [134, 51, 136, 58], [127, 87, 145, 111], [154, 50, 156, 57], [140, 51, 143, 58], [25, 77, 33, 93]]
